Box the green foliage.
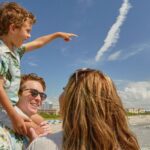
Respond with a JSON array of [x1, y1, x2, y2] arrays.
[[39, 112, 61, 120], [126, 111, 150, 116]]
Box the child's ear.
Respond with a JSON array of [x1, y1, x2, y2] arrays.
[[9, 24, 17, 33]]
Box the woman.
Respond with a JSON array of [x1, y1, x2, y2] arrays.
[[27, 68, 140, 150], [61, 68, 139, 150]]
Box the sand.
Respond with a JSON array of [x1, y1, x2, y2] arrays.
[[50, 115, 150, 132], [128, 115, 150, 125]]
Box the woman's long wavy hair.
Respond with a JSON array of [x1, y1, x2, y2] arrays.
[[61, 68, 139, 150]]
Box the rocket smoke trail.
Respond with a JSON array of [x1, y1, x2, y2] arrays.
[[95, 0, 131, 61]]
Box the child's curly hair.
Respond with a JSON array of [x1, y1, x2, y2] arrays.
[[0, 2, 36, 35]]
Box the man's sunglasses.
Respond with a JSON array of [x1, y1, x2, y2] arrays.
[[23, 88, 47, 101]]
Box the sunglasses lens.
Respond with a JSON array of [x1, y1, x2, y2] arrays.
[[30, 89, 38, 97], [27, 89, 47, 100], [40, 93, 47, 100]]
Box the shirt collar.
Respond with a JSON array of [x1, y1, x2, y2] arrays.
[[0, 40, 12, 53], [0, 40, 18, 58]]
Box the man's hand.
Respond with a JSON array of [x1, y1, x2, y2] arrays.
[[27, 121, 51, 142], [29, 128, 38, 141], [38, 121, 51, 136], [30, 121, 51, 137]]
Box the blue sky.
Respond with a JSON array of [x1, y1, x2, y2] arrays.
[[7, 0, 150, 108]]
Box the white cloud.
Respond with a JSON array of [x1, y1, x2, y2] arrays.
[[107, 41, 150, 61], [74, 41, 150, 67], [26, 56, 39, 67], [122, 42, 150, 60], [61, 46, 70, 53], [60, 46, 71, 56], [115, 80, 150, 109], [108, 50, 121, 61], [95, 0, 131, 61], [78, 0, 94, 8], [77, 58, 96, 66], [23, 56, 39, 67], [28, 62, 38, 67]]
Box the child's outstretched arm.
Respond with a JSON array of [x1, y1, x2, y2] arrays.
[[24, 32, 77, 52], [0, 77, 30, 135]]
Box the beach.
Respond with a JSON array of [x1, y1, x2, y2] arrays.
[[128, 115, 150, 125], [50, 115, 150, 150], [128, 115, 150, 150]]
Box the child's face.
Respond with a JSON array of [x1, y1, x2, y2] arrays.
[[12, 19, 32, 48]]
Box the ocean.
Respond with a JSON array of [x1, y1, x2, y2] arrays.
[[131, 123, 150, 150]]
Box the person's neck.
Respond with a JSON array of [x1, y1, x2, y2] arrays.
[[0, 35, 14, 51], [16, 102, 31, 117]]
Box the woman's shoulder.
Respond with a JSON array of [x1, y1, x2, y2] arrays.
[[48, 130, 62, 148], [27, 131, 62, 150], [49, 123, 62, 148]]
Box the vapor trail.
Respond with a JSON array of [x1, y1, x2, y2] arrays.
[[95, 0, 131, 61]]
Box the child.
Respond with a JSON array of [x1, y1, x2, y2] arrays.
[[0, 2, 77, 136]]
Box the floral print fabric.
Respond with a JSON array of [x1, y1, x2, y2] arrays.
[[0, 123, 28, 150], [0, 40, 25, 105]]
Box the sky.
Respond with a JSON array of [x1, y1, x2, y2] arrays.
[[5, 0, 150, 109]]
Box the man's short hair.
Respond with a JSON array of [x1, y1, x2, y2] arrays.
[[18, 73, 46, 96]]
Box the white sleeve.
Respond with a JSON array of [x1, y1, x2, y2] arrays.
[[0, 109, 13, 129]]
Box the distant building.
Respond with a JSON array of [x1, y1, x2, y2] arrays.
[[126, 108, 145, 114], [138, 108, 145, 113], [145, 109, 150, 113], [39, 100, 60, 115], [40, 101, 53, 110]]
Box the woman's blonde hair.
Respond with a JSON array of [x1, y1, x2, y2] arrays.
[[61, 68, 139, 150]]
